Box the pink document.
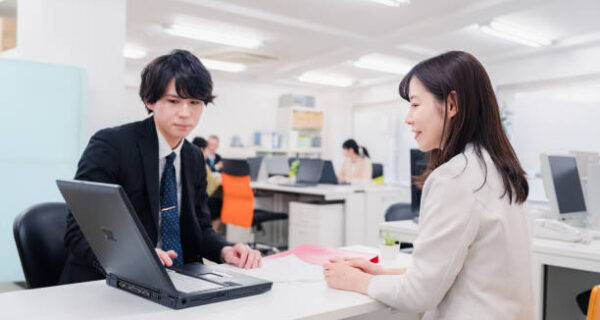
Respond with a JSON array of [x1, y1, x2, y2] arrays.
[[265, 244, 379, 265]]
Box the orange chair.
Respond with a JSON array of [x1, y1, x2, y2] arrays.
[[588, 286, 600, 320], [220, 159, 287, 253]]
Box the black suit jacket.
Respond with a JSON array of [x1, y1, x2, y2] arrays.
[[59, 117, 230, 284]]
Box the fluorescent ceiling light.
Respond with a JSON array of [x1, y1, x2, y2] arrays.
[[202, 58, 246, 73], [479, 19, 552, 47], [164, 24, 262, 49], [298, 72, 353, 87], [352, 53, 413, 75], [123, 44, 147, 59], [370, 0, 410, 7]]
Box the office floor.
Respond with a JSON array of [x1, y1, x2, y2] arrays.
[[0, 282, 25, 293]]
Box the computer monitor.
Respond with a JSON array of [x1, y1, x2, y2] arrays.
[[265, 156, 289, 177], [247, 157, 263, 182], [410, 149, 429, 213], [540, 153, 588, 219]]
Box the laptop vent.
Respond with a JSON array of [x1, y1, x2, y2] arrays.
[[117, 280, 161, 301]]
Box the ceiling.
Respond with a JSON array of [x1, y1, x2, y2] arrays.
[[123, 0, 600, 87]]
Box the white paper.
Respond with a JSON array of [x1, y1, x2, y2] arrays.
[[213, 254, 324, 283]]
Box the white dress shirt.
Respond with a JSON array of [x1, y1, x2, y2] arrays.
[[368, 144, 533, 320], [156, 127, 183, 247]]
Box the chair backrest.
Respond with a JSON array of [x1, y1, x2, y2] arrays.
[[384, 202, 416, 222], [588, 285, 600, 320], [372, 163, 383, 179], [221, 159, 254, 228], [13, 202, 69, 288]]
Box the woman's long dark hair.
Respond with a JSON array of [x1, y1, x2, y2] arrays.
[[399, 51, 528, 204], [343, 139, 370, 158]]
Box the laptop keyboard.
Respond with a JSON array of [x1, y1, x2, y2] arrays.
[[166, 269, 223, 293]]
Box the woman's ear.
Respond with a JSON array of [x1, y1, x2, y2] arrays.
[[446, 91, 458, 119]]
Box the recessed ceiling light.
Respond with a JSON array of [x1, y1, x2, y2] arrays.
[[164, 24, 262, 49], [352, 53, 413, 75], [479, 19, 552, 47], [298, 72, 354, 87], [201, 58, 246, 73], [123, 44, 147, 59], [370, 0, 410, 7]]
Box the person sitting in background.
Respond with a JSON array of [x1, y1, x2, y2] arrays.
[[206, 135, 223, 172], [337, 139, 373, 184], [192, 136, 223, 232]]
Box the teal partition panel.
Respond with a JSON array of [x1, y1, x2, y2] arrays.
[[0, 58, 87, 282]]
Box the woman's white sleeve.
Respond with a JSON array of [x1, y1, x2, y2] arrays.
[[367, 170, 482, 313]]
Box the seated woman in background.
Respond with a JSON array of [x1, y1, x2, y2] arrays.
[[192, 137, 223, 232], [337, 139, 372, 184]]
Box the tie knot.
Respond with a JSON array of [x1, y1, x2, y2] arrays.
[[166, 152, 176, 164]]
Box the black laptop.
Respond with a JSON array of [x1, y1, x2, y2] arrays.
[[318, 160, 342, 185], [278, 159, 324, 187], [56, 179, 272, 310]]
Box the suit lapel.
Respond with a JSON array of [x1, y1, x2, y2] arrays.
[[137, 117, 160, 232]]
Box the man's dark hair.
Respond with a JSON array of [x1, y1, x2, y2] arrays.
[[139, 49, 215, 113], [192, 136, 208, 149]]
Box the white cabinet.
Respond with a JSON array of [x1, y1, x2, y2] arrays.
[[288, 201, 343, 248]]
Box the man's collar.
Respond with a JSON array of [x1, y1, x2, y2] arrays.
[[156, 126, 183, 159]]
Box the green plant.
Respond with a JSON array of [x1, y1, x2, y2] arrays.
[[289, 159, 300, 177], [382, 232, 398, 246]]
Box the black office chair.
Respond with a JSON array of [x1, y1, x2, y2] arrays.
[[222, 159, 288, 254], [372, 163, 383, 179], [384, 203, 416, 222], [13, 202, 69, 289]]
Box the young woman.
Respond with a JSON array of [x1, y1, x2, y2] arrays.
[[337, 139, 373, 184], [323, 51, 533, 319]]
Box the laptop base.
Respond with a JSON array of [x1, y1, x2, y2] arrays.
[[107, 264, 272, 310]]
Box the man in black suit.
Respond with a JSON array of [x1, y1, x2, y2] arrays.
[[59, 50, 262, 284]]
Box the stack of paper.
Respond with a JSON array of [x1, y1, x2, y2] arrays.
[[214, 254, 323, 283]]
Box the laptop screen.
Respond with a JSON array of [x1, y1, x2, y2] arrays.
[[297, 159, 324, 184], [265, 156, 289, 177], [319, 160, 338, 184], [57, 180, 176, 293]]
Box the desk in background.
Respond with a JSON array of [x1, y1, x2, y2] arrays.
[[378, 220, 600, 320], [0, 246, 418, 320], [251, 182, 409, 246]]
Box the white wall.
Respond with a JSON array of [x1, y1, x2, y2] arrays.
[[7, 0, 127, 138], [500, 82, 600, 174]]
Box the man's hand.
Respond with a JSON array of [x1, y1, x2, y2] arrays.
[[155, 248, 178, 267], [221, 243, 262, 269]]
